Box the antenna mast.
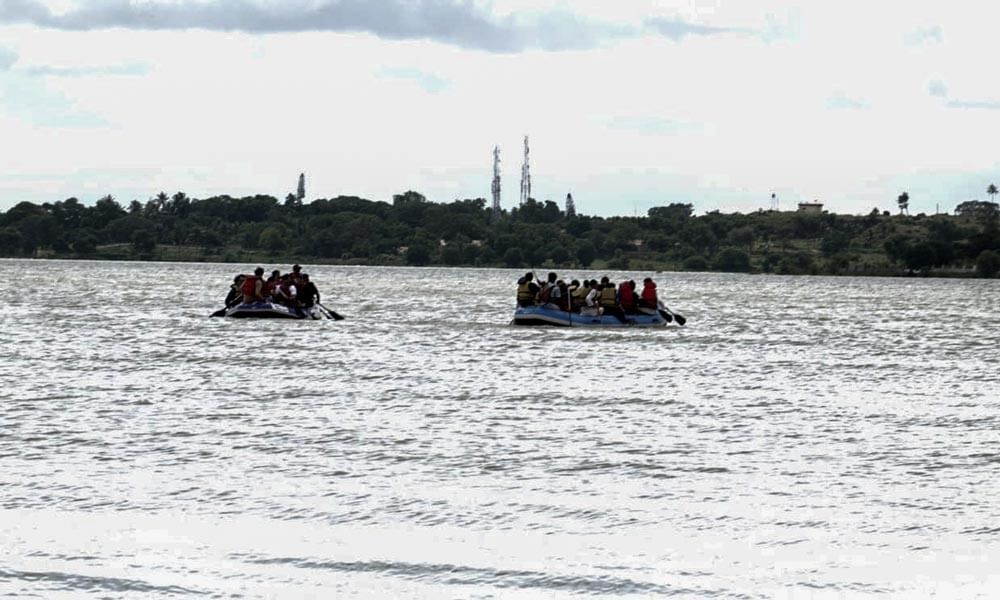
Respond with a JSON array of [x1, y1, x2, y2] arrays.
[[491, 145, 501, 217], [519, 135, 531, 206]]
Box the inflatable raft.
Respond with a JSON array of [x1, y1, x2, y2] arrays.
[[214, 301, 341, 320], [512, 305, 669, 327]]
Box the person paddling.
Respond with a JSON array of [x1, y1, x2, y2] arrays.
[[241, 267, 265, 303], [298, 274, 320, 308], [516, 272, 540, 307], [638, 277, 658, 311], [224, 275, 245, 307]]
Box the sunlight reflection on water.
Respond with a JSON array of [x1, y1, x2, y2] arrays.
[[1, 259, 999, 598]]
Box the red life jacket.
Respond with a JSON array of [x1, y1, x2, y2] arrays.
[[241, 275, 259, 297], [619, 281, 636, 309], [640, 283, 657, 305]]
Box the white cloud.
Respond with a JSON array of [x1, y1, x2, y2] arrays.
[[2, 1, 1000, 216]]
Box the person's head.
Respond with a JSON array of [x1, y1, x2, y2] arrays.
[[600, 276, 609, 285], [271, 270, 281, 278], [254, 267, 264, 277], [232, 275, 243, 284], [629, 280, 636, 290], [643, 277, 653, 285], [547, 272, 557, 283], [570, 279, 580, 287], [590, 280, 599, 289], [525, 272, 534, 281], [301, 274, 310, 282], [292, 264, 302, 273]]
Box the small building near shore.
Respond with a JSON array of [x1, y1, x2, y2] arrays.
[[797, 201, 824, 213]]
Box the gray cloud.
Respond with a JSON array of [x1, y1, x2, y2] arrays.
[[643, 17, 745, 40], [376, 67, 449, 93], [925, 80, 1000, 110], [826, 92, 867, 110], [605, 115, 702, 135], [927, 80, 948, 98], [23, 64, 151, 77], [905, 25, 943, 46], [0, 47, 17, 70], [0, 0, 745, 52], [947, 99, 1000, 110]]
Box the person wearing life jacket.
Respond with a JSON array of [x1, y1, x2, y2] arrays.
[[538, 272, 562, 308], [278, 274, 298, 307], [516, 272, 540, 307], [619, 279, 638, 313], [569, 279, 587, 312], [241, 267, 265, 303], [263, 270, 282, 301], [598, 277, 626, 321], [639, 277, 658, 310], [581, 280, 601, 316], [298, 273, 320, 308], [224, 274, 245, 307], [555, 280, 570, 311]]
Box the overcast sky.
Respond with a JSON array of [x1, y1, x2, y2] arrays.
[[1, 0, 998, 216]]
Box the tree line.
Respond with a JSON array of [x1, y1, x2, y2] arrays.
[[1, 190, 999, 277]]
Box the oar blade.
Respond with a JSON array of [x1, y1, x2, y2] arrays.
[[657, 309, 673, 323]]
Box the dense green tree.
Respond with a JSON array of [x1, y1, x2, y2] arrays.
[[503, 247, 524, 267], [713, 247, 752, 272], [976, 250, 1000, 277], [405, 241, 433, 266], [0, 227, 26, 255], [72, 230, 98, 254], [130, 228, 157, 254], [2, 187, 997, 277]]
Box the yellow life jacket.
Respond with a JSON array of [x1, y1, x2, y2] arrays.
[[598, 286, 618, 308], [517, 281, 536, 303]]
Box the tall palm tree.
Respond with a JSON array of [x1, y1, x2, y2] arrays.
[[988, 183, 998, 204], [897, 191, 910, 215]]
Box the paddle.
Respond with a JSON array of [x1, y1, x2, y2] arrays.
[[210, 295, 245, 318], [317, 302, 345, 321], [658, 301, 686, 326]]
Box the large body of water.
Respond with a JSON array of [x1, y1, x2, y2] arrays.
[[1, 259, 998, 598]]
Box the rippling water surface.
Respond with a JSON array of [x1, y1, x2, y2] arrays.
[[2, 259, 999, 598]]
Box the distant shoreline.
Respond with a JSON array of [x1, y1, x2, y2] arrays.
[[6, 246, 985, 280], [2, 194, 998, 278]]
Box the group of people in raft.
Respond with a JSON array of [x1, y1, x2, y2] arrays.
[[517, 272, 661, 320], [224, 264, 322, 309]]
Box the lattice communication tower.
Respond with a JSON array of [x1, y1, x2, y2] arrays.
[[519, 135, 531, 206], [491, 146, 501, 217]]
